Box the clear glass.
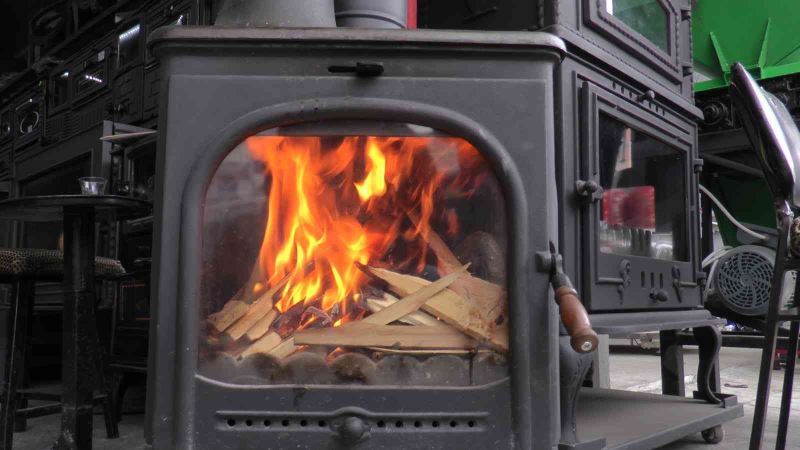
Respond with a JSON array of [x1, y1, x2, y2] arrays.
[[74, 67, 104, 96], [597, 113, 688, 261], [605, 0, 669, 52], [51, 71, 70, 108], [0, 110, 11, 141], [199, 122, 509, 386], [79, 176, 107, 195], [116, 23, 141, 69], [15, 96, 41, 136]]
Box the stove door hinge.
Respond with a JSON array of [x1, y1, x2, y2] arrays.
[[693, 158, 704, 173], [575, 179, 603, 202]]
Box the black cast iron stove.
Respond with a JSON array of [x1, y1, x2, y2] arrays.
[[146, 26, 567, 449]]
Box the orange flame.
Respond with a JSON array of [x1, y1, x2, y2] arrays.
[[245, 134, 485, 321]]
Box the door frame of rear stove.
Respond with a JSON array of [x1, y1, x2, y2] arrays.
[[162, 96, 553, 449], [578, 80, 700, 312]]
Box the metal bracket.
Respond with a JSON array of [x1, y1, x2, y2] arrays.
[[693, 158, 704, 173], [535, 250, 555, 273], [696, 270, 708, 289], [672, 266, 684, 303]]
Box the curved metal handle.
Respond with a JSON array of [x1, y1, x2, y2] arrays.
[[554, 286, 599, 353]]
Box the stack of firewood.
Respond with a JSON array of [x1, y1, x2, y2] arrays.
[[205, 223, 508, 363]]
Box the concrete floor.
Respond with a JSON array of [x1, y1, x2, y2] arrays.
[[6, 346, 799, 449], [615, 346, 800, 449]]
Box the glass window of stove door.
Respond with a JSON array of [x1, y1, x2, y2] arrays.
[[116, 22, 142, 70], [199, 122, 510, 386], [597, 113, 688, 262], [604, 0, 669, 53]]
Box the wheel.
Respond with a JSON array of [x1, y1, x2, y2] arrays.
[[702, 425, 724, 444]]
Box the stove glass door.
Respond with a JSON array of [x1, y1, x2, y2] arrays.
[[198, 121, 510, 387], [597, 113, 688, 261]]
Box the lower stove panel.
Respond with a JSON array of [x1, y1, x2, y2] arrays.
[[190, 376, 513, 449]]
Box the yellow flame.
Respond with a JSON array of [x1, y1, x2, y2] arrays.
[[354, 140, 387, 201]]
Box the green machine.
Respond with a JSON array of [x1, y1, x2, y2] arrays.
[[694, 0, 800, 320]]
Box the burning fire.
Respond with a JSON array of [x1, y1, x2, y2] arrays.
[[245, 134, 487, 323]]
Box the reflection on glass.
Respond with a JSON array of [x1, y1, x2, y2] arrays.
[[117, 23, 141, 69], [598, 113, 687, 261], [75, 69, 104, 95], [605, 0, 669, 52], [15, 97, 41, 135], [1, 111, 12, 140], [51, 71, 69, 108], [198, 123, 509, 386]]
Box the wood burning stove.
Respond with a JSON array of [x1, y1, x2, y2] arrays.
[[147, 27, 565, 449], [149, 27, 563, 448]]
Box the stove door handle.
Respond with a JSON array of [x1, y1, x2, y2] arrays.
[[328, 62, 384, 77], [554, 286, 599, 353]]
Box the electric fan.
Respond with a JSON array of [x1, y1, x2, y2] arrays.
[[707, 245, 796, 316]]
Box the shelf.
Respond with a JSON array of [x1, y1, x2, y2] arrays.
[[575, 388, 743, 449], [589, 309, 724, 335]]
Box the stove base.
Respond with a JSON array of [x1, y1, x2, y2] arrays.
[[575, 388, 743, 449]]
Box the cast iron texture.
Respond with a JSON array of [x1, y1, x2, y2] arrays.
[[147, 26, 564, 450], [418, 0, 699, 119], [553, 53, 703, 312]]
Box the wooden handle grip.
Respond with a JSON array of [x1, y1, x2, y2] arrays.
[[555, 286, 598, 353]]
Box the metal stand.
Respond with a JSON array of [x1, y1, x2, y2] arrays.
[[55, 207, 96, 449], [749, 214, 800, 450]]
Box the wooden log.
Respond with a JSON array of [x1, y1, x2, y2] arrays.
[[244, 309, 279, 341], [407, 211, 507, 343], [224, 275, 289, 341], [240, 331, 282, 358], [294, 324, 475, 349], [456, 231, 505, 284], [365, 293, 448, 327], [268, 339, 299, 359], [366, 267, 508, 352], [207, 301, 250, 333], [361, 265, 468, 326]]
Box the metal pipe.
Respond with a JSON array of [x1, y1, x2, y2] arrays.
[[334, 0, 407, 29], [214, 0, 336, 27]]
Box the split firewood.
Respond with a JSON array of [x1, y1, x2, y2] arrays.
[[240, 331, 282, 358], [273, 301, 306, 338], [244, 309, 279, 341], [268, 339, 299, 359], [224, 275, 289, 341], [361, 265, 468, 325], [208, 300, 251, 333], [365, 267, 508, 352], [365, 293, 449, 327], [293, 324, 475, 349], [456, 231, 505, 284], [407, 210, 507, 332]]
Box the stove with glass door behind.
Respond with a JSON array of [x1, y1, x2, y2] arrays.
[[147, 27, 564, 450]]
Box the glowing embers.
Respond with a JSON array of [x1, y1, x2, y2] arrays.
[[201, 130, 509, 386]]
